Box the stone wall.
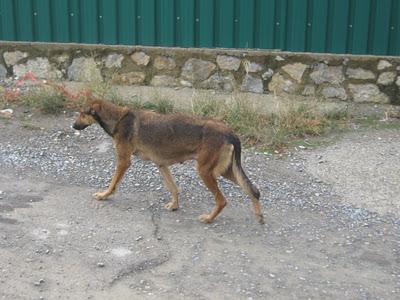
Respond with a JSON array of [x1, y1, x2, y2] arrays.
[[1, 42, 399, 104]]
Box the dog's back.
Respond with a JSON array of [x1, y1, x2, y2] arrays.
[[137, 110, 205, 147], [133, 110, 234, 163]]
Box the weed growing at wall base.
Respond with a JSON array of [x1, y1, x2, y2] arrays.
[[0, 72, 89, 113], [0, 73, 348, 150], [191, 95, 346, 150], [21, 89, 67, 114]]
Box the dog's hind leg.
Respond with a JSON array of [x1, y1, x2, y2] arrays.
[[196, 145, 232, 223], [197, 170, 227, 223], [221, 141, 264, 224], [158, 166, 179, 211], [94, 144, 132, 200], [231, 156, 264, 224]]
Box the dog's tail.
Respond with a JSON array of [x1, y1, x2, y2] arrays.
[[226, 134, 260, 200]]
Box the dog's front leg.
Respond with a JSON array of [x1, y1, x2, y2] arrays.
[[158, 166, 179, 210], [94, 146, 132, 200]]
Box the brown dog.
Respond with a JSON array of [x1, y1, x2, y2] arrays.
[[73, 99, 264, 224]]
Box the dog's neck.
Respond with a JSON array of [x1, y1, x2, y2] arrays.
[[92, 101, 129, 136]]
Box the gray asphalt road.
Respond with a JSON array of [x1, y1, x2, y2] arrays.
[[0, 110, 399, 300]]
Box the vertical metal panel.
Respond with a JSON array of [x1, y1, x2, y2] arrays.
[[369, 0, 392, 55], [237, 0, 255, 48], [256, 0, 275, 49], [158, 0, 174, 46], [305, 0, 313, 52], [138, 0, 155, 45], [179, 0, 195, 47], [328, 0, 350, 53], [0, 0, 398, 55], [216, 0, 234, 47], [14, 0, 34, 41], [198, 0, 214, 47], [69, 0, 81, 42], [388, 0, 400, 55], [286, 0, 308, 52], [0, 0, 16, 40], [80, 0, 98, 43], [51, 0, 70, 42], [33, 0, 52, 42], [99, 0, 117, 44], [345, 0, 355, 53], [349, 0, 371, 54], [274, 0, 288, 50], [309, 0, 329, 53], [194, 0, 200, 47], [118, 0, 136, 45]]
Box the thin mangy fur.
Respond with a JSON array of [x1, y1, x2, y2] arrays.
[[73, 99, 264, 224]]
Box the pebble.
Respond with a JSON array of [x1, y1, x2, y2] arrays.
[[0, 108, 13, 118], [34, 279, 45, 286]]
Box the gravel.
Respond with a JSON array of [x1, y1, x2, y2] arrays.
[[0, 113, 388, 223], [0, 109, 399, 299]]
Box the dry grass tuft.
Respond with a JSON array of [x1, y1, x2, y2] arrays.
[[1, 78, 348, 150], [190, 94, 347, 150]]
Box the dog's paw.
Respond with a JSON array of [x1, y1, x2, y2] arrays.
[[257, 214, 265, 225], [93, 191, 109, 200], [165, 201, 178, 211], [198, 214, 213, 223]]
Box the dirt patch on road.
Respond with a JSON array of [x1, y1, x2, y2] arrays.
[[302, 129, 400, 216]]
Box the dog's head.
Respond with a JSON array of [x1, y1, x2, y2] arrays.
[[72, 102, 100, 130]]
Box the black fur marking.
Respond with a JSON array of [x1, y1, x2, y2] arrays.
[[227, 133, 260, 200], [92, 112, 113, 136], [115, 111, 135, 140], [73, 123, 89, 130], [226, 133, 242, 168]]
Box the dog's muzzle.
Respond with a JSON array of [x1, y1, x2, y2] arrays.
[[72, 123, 89, 130]]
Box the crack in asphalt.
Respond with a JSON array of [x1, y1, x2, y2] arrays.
[[148, 201, 163, 241], [109, 253, 170, 286], [108, 198, 172, 287]]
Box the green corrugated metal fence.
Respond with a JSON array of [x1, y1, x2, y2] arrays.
[[0, 0, 399, 55]]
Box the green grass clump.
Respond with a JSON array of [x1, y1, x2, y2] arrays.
[[35, 94, 66, 114], [20, 88, 67, 114], [142, 96, 175, 114]]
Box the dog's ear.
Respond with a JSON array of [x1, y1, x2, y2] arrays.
[[90, 103, 101, 116]]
